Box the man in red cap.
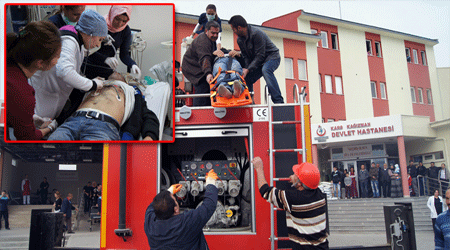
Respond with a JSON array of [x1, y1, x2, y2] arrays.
[[252, 157, 329, 250]]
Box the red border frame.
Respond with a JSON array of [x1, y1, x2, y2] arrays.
[[4, 3, 176, 144]]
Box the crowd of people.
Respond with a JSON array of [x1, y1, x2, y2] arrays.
[[330, 161, 447, 199], [6, 5, 159, 141]]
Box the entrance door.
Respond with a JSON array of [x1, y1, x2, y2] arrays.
[[357, 160, 372, 197]]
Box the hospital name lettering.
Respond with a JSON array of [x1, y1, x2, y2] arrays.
[[331, 125, 394, 138]]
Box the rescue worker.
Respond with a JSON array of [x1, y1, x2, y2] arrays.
[[182, 21, 221, 106], [144, 169, 218, 249], [252, 157, 329, 249]]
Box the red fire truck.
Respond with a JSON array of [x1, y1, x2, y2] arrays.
[[99, 86, 312, 250]]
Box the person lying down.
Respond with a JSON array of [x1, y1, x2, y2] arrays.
[[213, 52, 245, 99], [47, 80, 159, 141]]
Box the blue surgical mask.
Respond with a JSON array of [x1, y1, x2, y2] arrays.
[[62, 13, 77, 26], [206, 14, 215, 22]]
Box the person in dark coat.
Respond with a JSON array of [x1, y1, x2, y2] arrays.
[[429, 162, 440, 195], [145, 170, 218, 249], [0, 191, 10, 230], [182, 21, 221, 106], [61, 193, 77, 233], [39, 177, 50, 204], [379, 163, 392, 198], [410, 161, 419, 196], [417, 162, 428, 196]]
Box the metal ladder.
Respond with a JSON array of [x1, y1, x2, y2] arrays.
[[266, 84, 308, 250]]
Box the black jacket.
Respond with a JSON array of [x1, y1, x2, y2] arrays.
[[182, 32, 216, 85], [332, 170, 342, 183]]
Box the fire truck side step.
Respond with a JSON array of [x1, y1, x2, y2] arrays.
[[272, 120, 302, 125], [272, 149, 303, 153], [275, 237, 290, 241]]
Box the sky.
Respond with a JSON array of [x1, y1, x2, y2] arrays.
[[1, 1, 449, 98]]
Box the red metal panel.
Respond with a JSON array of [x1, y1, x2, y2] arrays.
[[176, 107, 253, 126], [404, 40, 435, 121]]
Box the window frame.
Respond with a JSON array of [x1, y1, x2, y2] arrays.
[[410, 87, 416, 103], [413, 49, 419, 64], [375, 41, 382, 57], [311, 29, 319, 47], [418, 88, 424, 104], [421, 51, 427, 66], [335, 76, 343, 95], [370, 81, 377, 98], [320, 31, 328, 48], [327, 118, 335, 123], [406, 48, 411, 63], [366, 40, 373, 55], [325, 75, 333, 94], [284, 58, 294, 79], [426, 89, 432, 105], [319, 74, 323, 93], [297, 59, 307, 81], [331, 33, 338, 50], [380, 82, 387, 99]]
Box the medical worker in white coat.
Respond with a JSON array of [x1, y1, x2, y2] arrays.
[[30, 10, 107, 126], [428, 189, 448, 231]]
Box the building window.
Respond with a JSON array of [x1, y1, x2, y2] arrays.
[[410, 87, 416, 103], [328, 118, 335, 123], [335, 76, 343, 95], [427, 89, 432, 104], [298, 60, 307, 80], [406, 48, 411, 63], [421, 51, 427, 65], [380, 82, 386, 99], [331, 33, 338, 50], [319, 74, 322, 92], [320, 31, 328, 48], [284, 58, 293, 79], [325, 75, 333, 93], [418, 88, 423, 103], [371, 81, 377, 98], [322, 118, 325, 123], [366, 40, 372, 55], [413, 49, 418, 64], [311, 29, 319, 46], [375, 41, 381, 57]]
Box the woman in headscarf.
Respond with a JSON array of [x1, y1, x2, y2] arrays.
[[29, 10, 107, 126], [6, 21, 61, 140], [84, 5, 141, 80], [48, 5, 86, 28], [190, 4, 222, 51], [390, 164, 403, 198]]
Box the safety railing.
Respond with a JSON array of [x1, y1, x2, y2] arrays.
[[419, 176, 449, 197]]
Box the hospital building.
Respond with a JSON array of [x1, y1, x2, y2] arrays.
[[175, 10, 450, 181]]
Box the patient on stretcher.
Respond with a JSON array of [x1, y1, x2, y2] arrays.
[[212, 54, 245, 99], [47, 80, 159, 141]]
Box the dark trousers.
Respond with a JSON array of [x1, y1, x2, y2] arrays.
[[193, 77, 211, 106], [440, 179, 449, 194], [360, 179, 369, 198], [381, 181, 390, 197], [65, 216, 72, 232], [40, 192, 47, 204], [84, 196, 91, 213], [432, 218, 436, 232], [0, 211, 9, 229]]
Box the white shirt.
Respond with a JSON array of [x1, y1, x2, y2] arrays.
[[441, 169, 447, 179], [427, 195, 447, 218]]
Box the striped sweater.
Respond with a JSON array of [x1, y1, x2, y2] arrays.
[[435, 209, 450, 249], [260, 184, 329, 249]]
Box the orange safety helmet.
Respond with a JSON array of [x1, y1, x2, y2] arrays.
[[292, 162, 320, 189]]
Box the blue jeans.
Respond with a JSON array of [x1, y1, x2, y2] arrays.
[[333, 183, 341, 198], [245, 58, 284, 103], [48, 116, 120, 141], [371, 180, 379, 197], [360, 179, 368, 198], [418, 176, 425, 196], [213, 57, 244, 93]]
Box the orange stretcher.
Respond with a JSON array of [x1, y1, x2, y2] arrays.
[[209, 67, 253, 108]]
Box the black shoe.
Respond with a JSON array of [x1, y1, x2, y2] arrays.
[[6, 228, 10, 230], [67, 231, 75, 234]]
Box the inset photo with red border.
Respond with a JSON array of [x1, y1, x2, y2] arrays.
[[4, 4, 175, 143]]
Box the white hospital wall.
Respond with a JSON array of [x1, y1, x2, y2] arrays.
[[95, 5, 173, 80], [306, 42, 322, 124], [220, 25, 235, 51], [427, 45, 443, 121], [381, 36, 414, 116], [297, 18, 312, 34], [437, 67, 450, 120], [338, 26, 373, 120]]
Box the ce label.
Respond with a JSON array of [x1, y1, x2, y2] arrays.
[[253, 108, 269, 122]]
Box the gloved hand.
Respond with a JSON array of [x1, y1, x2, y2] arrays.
[[103, 34, 115, 46], [105, 57, 119, 70], [33, 114, 51, 127], [131, 64, 141, 79], [185, 36, 194, 45], [48, 119, 58, 132], [92, 78, 104, 90], [205, 169, 218, 186], [168, 184, 183, 194]]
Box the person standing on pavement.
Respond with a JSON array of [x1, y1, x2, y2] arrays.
[[369, 164, 380, 198], [182, 21, 222, 106], [331, 166, 342, 199], [61, 193, 78, 234], [428, 189, 447, 232], [359, 164, 369, 198], [379, 163, 391, 198], [228, 15, 285, 104], [439, 164, 450, 194], [435, 189, 450, 249], [39, 177, 50, 204], [0, 191, 10, 230], [253, 157, 328, 249], [21, 174, 31, 205], [429, 162, 440, 195], [409, 161, 419, 196], [144, 169, 218, 249]]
